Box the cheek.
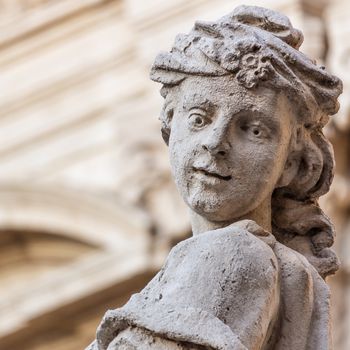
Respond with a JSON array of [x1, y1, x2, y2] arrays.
[[234, 141, 276, 164], [169, 125, 200, 168], [259, 144, 290, 189], [237, 141, 287, 185], [169, 136, 194, 182]]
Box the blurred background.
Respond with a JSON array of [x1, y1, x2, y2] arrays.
[[0, 0, 349, 349]]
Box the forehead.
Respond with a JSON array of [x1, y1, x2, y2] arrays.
[[179, 75, 281, 114]]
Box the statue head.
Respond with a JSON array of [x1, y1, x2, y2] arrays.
[[150, 6, 342, 277]]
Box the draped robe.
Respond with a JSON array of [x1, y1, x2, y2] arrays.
[[87, 220, 332, 350]]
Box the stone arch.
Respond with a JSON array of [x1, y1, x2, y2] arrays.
[[0, 184, 153, 349], [0, 184, 151, 251]]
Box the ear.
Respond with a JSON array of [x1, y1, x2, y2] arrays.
[[287, 136, 325, 197], [160, 106, 174, 145], [276, 152, 300, 188]]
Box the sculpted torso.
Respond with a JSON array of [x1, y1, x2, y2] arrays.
[[87, 6, 342, 350], [93, 222, 331, 350]]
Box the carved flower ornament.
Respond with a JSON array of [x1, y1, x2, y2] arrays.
[[235, 51, 271, 88], [198, 37, 273, 89]]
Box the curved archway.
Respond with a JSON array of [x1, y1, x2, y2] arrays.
[[0, 228, 98, 301], [0, 185, 153, 350], [0, 185, 151, 251]]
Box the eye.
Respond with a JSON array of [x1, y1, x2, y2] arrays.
[[240, 123, 268, 139], [194, 115, 205, 126], [188, 112, 210, 129], [252, 127, 261, 137]]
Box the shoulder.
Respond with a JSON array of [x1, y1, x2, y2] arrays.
[[176, 220, 274, 252], [167, 220, 279, 285]]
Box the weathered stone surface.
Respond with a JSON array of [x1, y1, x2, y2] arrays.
[[88, 5, 342, 349]]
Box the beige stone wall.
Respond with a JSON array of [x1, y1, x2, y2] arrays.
[[0, 0, 349, 349], [323, 1, 350, 349]]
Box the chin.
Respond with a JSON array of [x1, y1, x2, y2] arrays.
[[186, 190, 258, 223], [187, 192, 236, 222]]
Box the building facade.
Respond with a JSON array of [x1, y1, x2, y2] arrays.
[[0, 1, 349, 349]]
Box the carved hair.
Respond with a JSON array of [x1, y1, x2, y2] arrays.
[[150, 5, 342, 277]]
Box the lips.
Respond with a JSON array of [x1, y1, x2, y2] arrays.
[[192, 166, 232, 181]]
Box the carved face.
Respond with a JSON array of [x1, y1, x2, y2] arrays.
[[168, 76, 294, 222]]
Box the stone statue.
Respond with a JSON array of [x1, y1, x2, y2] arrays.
[[87, 6, 342, 350]]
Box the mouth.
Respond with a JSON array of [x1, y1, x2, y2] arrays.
[[192, 167, 232, 181]]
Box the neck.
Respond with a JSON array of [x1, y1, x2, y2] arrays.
[[190, 197, 272, 235]]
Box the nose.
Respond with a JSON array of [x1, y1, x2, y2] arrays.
[[201, 126, 230, 157]]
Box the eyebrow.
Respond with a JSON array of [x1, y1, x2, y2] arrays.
[[182, 97, 216, 111], [188, 107, 207, 115], [236, 111, 280, 131]]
